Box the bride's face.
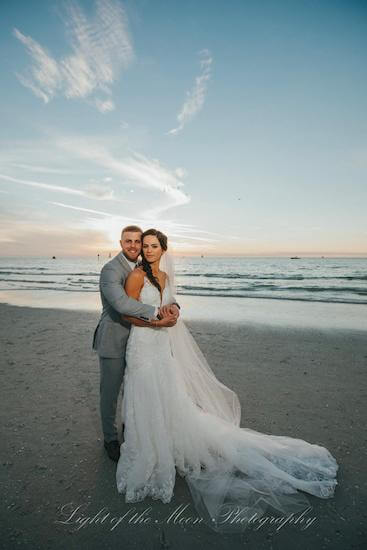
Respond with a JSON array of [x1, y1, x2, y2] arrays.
[[143, 235, 164, 263]]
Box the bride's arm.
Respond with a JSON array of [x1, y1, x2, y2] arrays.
[[121, 270, 152, 326], [122, 270, 177, 328]]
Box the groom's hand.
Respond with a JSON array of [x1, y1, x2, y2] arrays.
[[159, 304, 180, 319]]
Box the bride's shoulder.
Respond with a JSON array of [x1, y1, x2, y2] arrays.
[[126, 267, 145, 283]]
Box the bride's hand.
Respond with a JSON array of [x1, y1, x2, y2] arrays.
[[153, 315, 177, 328]]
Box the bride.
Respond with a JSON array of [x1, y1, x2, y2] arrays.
[[116, 228, 338, 532]]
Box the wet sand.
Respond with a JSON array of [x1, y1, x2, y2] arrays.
[[0, 303, 366, 549]]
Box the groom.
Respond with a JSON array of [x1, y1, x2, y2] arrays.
[[93, 225, 180, 461]]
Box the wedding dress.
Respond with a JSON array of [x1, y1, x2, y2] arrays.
[[116, 272, 338, 532]]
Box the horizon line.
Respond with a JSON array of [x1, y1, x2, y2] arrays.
[[1, 253, 366, 259]]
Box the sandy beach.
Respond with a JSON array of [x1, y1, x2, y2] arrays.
[[0, 302, 366, 550]]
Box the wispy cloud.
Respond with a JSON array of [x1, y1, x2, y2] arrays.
[[0, 135, 190, 213], [84, 183, 114, 200], [0, 173, 114, 200], [58, 138, 190, 211], [0, 174, 85, 196], [49, 200, 223, 240], [169, 241, 216, 251], [93, 98, 116, 113], [168, 233, 219, 243], [167, 49, 212, 136], [79, 213, 221, 250], [49, 201, 114, 216], [48, 199, 220, 248], [13, 0, 133, 112], [9, 163, 77, 175]]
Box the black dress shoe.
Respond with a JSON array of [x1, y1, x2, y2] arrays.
[[104, 440, 120, 462]]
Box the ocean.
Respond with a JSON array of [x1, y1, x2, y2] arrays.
[[0, 255, 366, 305]]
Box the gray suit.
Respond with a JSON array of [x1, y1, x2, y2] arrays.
[[93, 251, 156, 442]]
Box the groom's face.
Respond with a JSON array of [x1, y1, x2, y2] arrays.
[[120, 231, 142, 262]]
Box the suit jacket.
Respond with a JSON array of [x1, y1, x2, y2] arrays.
[[92, 252, 156, 358]]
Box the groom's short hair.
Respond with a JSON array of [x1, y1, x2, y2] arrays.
[[121, 225, 143, 238]]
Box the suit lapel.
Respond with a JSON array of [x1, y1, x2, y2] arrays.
[[117, 251, 134, 273]]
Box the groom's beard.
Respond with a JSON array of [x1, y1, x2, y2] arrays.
[[123, 251, 140, 262]]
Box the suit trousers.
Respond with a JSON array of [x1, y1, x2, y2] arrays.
[[99, 355, 126, 442]]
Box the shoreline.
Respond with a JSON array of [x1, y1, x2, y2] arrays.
[[2, 287, 367, 305], [0, 303, 366, 549], [0, 290, 366, 331]]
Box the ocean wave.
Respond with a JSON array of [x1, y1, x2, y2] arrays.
[[0, 278, 98, 286], [0, 285, 97, 292], [178, 273, 367, 281], [0, 271, 99, 276], [1, 285, 366, 304], [68, 280, 97, 285], [0, 278, 59, 284], [178, 284, 367, 294], [0, 266, 48, 275], [177, 289, 367, 304]]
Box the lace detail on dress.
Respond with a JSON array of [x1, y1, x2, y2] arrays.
[[117, 441, 175, 504]]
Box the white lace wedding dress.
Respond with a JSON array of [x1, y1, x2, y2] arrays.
[[116, 276, 338, 532]]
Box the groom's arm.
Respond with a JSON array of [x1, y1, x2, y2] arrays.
[[100, 264, 156, 320]]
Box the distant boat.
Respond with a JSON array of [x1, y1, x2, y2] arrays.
[[290, 256, 300, 259], [52, 256, 56, 259]]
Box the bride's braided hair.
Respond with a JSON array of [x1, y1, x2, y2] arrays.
[[139, 228, 168, 293]]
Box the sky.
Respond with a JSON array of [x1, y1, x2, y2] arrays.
[[0, 0, 366, 257]]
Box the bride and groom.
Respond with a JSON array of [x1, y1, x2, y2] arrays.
[[93, 225, 180, 462], [93, 225, 338, 532]]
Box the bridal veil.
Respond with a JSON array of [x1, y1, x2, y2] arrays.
[[158, 251, 338, 533]]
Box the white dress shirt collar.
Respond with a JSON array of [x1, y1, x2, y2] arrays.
[[123, 255, 137, 271]]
